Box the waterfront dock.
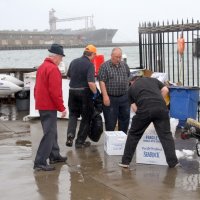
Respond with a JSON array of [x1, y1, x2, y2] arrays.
[[0, 67, 37, 73], [0, 109, 200, 200]]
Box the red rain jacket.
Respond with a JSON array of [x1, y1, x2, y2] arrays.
[[34, 58, 65, 112]]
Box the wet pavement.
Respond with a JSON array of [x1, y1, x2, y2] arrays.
[[0, 108, 200, 200]]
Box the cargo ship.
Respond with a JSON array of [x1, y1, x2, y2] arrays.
[[0, 9, 117, 50]]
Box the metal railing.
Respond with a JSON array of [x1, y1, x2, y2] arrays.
[[138, 19, 200, 120]]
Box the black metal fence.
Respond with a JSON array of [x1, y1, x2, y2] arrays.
[[138, 19, 200, 86], [138, 19, 200, 120]]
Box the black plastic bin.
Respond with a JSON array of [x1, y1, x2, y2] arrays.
[[15, 90, 30, 111]]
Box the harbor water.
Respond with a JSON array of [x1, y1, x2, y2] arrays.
[[0, 46, 140, 69]]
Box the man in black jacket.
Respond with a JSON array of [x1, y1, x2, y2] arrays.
[[119, 76, 179, 168], [66, 44, 98, 148]]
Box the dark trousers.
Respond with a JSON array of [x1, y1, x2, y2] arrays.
[[122, 107, 178, 167], [103, 94, 130, 134], [67, 89, 93, 144], [34, 110, 60, 166]]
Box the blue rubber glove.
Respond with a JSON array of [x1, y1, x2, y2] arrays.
[[92, 92, 98, 100], [92, 90, 100, 100]]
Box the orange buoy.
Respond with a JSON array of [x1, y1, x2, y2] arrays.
[[92, 55, 104, 76], [177, 34, 185, 55]]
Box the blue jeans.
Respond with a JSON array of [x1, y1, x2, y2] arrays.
[[103, 94, 130, 134]]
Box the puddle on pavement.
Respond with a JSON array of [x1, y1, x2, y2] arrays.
[[33, 165, 71, 200]]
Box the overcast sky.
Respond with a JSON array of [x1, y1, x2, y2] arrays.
[[1, 0, 200, 42]]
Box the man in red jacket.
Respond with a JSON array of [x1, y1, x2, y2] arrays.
[[34, 43, 67, 171]]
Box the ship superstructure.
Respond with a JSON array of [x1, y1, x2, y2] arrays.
[[0, 9, 117, 50]]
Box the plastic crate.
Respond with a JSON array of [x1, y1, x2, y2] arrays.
[[169, 86, 199, 120]]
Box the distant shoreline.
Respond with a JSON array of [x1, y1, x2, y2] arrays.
[[0, 42, 139, 51]]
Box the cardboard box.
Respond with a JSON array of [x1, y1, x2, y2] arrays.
[[136, 123, 168, 166], [104, 131, 127, 155], [143, 69, 153, 77]]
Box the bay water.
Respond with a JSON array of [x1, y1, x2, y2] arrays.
[[0, 46, 140, 69]]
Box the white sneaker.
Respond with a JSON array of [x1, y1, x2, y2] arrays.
[[174, 163, 181, 168], [118, 162, 129, 168], [170, 162, 181, 168]]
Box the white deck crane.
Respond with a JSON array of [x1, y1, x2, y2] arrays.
[[49, 9, 94, 32]]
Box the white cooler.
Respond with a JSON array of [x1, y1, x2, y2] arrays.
[[136, 123, 168, 166], [104, 131, 127, 155]]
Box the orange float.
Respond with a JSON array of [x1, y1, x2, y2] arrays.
[[177, 34, 185, 55]]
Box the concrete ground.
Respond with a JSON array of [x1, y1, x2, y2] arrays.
[[0, 108, 200, 200]]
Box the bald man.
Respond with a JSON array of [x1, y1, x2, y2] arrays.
[[98, 48, 130, 134]]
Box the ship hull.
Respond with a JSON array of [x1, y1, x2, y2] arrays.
[[0, 28, 117, 50], [73, 28, 118, 45]]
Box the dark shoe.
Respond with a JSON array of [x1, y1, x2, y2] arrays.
[[75, 141, 91, 149], [66, 137, 73, 147], [33, 164, 55, 171], [49, 156, 67, 164]]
